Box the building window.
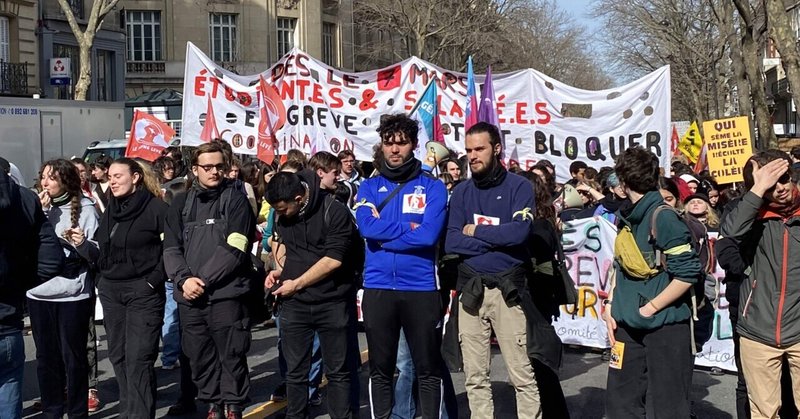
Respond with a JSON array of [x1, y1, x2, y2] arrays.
[[322, 22, 336, 66], [209, 13, 237, 62], [277, 17, 296, 58], [0, 17, 8, 63], [126, 11, 161, 62], [68, 0, 83, 19]]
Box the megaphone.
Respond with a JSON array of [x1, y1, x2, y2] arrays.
[[422, 141, 450, 173], [561, 184, 584, 209]]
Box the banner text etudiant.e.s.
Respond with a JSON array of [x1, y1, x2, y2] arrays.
[[181, 43, 672, 183]]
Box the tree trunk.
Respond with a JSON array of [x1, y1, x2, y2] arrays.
[[74, 40, 92, 101], [765, 0, 800, 148]]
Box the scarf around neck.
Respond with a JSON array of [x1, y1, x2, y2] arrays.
[[51, 191, 72, 207], [378, 158, 422, 183], [471, 159, 507, 189], [764, 188, 800, 219]]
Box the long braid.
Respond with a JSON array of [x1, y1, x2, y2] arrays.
[[70, 194, 82, 228]]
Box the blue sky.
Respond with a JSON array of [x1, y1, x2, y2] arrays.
[[559, 0, 601, 34]]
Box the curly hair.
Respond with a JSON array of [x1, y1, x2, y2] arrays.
[[41, 159, 83, 228], [377, 113, 419, 148], [614, 146, 660, 194]]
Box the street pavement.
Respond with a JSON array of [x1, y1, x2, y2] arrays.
[[19, 322, 737, 418]]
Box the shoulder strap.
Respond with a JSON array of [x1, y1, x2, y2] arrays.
[[181, 188, 198, 225], [649, 204, 674, 268], [377, 181, 408, 214]]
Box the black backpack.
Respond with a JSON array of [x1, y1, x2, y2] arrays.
[[181, 186, 269, 324]]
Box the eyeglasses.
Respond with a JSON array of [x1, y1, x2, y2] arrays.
[[196, 164, 226, 173], [778, 173, 792, 185]]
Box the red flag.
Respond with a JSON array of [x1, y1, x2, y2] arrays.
[[125, 110, 175, 162], [200, 96, 220, 143], [464, 56, 478, 132], [693, 143, 707, 173], [257, 75, 286, 164], [670, 125, 680, 156]]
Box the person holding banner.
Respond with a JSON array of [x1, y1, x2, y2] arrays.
[[721, 150, 800, 418], [445, 122, 542, 419], [604, 146, 702, 419]]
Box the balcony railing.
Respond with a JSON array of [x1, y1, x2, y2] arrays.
[[0, 62, 29, 96], [126, 61, 166, 74]]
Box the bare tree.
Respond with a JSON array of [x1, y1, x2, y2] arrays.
[[55, 0, 121, 100], [354, 0, 610, 89], [730, 0, 776, 148], [593, 0, 729, 127]]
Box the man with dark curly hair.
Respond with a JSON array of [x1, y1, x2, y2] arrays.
[[603, 146, 702, 418], [354, 113, 448, 419]]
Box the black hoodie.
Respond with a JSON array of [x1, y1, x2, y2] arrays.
[[273, 170, 357, 304], [0, 170, 65, 334]]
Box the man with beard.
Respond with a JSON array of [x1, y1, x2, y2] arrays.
[[445, 122, 541, 419], [354, 113, 448, 419]]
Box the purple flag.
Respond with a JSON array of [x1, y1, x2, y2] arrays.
[[477, 66, 500, 129]]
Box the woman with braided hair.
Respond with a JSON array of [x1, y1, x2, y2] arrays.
[[28, 158, 100, 418]]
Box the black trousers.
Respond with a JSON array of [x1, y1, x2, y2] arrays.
[[98, 279, 165, 419], [280, 299, 357, 419], [362, 289, 443, 419], [179, 299, 251, 407], [606, 322, 693, 419], [28, 298, 91, 419]]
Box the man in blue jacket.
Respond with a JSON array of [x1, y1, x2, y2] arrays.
[[445, 122, 540, 419], [354, 113, 448, 419]]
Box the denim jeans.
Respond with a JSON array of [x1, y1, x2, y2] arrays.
[[392, 329, 454, 419], [161, 282, 181, 367], [276, 309, 322, 398], [0, 332, 24, 419]]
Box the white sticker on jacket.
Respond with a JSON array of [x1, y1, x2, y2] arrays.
[[402, 194, 427, 214], [473, 214, 500, 225]]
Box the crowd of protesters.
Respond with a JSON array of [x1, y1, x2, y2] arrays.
[[1, 113, 799, 419]]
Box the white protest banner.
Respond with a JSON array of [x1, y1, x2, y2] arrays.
[[181, 43, 672, 182], [553, 220, 736, 372], [553, 217, 616, 348], [694, 232, 736, 372]]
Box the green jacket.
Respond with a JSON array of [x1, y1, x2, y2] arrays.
[[611, 191, 702, 330]]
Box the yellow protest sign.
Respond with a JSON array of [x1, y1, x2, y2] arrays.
[[678, 121, 703, 163], [702, 116, 752, 184]]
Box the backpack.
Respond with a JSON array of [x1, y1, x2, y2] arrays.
[[181, 186, 269, 324]]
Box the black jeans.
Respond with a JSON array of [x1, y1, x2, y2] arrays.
[[99, 279, 165, 419], [28, 298, 91, 419], [606, 321, 693, 419], [280, 299, 357, 419], [362, 289, 443, 419], [179, 299, 251, 408]]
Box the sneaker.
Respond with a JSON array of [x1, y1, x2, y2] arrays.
[[88, 389, 101, 413], [309, 392, 322, 407], [270, 383, 287, 402], [167, 400, 197, 416], [225, 404, 243, 419], [206, 403, 224, 419]]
